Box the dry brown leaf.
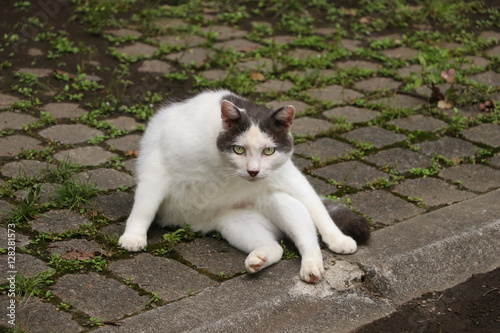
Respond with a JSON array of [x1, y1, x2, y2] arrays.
[[437, 99, 454, 109], [61, 249, 99, 261], [359, 16, 375, 24], [125, 150, 139, 157], [249, 72, 265, 81]]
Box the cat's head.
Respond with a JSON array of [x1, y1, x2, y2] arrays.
[[216, 94, 295, 182]]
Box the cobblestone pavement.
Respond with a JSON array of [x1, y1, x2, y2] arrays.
[[0, 1, 499, 332]]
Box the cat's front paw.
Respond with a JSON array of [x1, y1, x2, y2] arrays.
[[119, 233, 147, 252], [324, 235, 357, 254], [300, 257, 325, 283]]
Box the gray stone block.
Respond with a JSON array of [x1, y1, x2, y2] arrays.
[[0, 135, 43, 157], [108, 253, 217, 301], [354, 77, 401, 92], [91, 191, 134, 220], [51, 272, 148, 321], [417, 136, 477, 159], [323, 106, 380, 123], [438, 164, 500, 192], [365, 147, 433, 173], [462, 123, 500, 147], [72, 168, 135, 190], [294, 138, 354, 161], [1, 160, 54, 178], [40, 102, 86, 119], [30, 210, 92, 234], [307, 85, 364, 104], [39, 124, 103, 144], [47, 238, 105, 256], [291, 117, 333, 136], [0, 111, 37, 131], [314, 161, 388, 189], [389, 115, 447, 132], [343, 126, 406, 148], [54, 146, 116, 166], [106, 134, 142, 152]]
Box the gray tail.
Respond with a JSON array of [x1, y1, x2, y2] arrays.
[[322, 199, 371, 245]]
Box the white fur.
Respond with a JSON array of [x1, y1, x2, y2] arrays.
[[119, 90, 357, 283]]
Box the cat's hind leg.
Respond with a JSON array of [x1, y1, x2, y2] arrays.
[[216, 210, 284, 274]]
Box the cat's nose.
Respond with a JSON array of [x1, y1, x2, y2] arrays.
[[247, 170, 259, 177]]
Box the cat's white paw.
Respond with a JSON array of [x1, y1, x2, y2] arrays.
[[300, 257, 325, 283], [324, 235, 357, 254], [119, 233, 147, 252], [245, 250, 267, 274]]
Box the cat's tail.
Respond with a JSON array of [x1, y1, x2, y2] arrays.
[[322, 199, 371, 245]]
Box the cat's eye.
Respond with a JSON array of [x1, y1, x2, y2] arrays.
[[233, 145, 245, 154], [263, 147, 275, 155]]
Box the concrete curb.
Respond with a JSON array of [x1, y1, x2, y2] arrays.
[[95, 189, 500, 333]]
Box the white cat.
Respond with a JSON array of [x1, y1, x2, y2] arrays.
[[119, 90, 370, 283]]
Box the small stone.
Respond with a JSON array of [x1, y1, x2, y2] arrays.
[[39, 124, 104, 144], [462, 123, 500, 147], [72, 168, 135, 190], [137, 60, 173, 74], [0, 111, 37, 131], [389, 115, 447, 132], [343, 127, 406, 148], [176, 237, 247, 276], [291, 117, 333, 136], [314, 161, 388, 189], [393, 178, 475, 206], [51, 272, 148, 320], [90, 191, 134, 220], [438, 164, 500, 193], [0, 135, 43, 157], [294, 138, 354, 161], [54, 146, 116, 166], [323, 106, 380, 123], [41, 102, 86, 119], [108, 253, 217, 302], [1, 160, 53, 178], [30, 210, 92, 234], [347, 190, 425, 225]]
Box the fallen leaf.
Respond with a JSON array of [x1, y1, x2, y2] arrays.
[[54, 70, 76, 79], [61, 249, 99, 261], [359, 16, 375, 24], [249, 72, 265, 81], [451, 157, 463, 165], [125, 150, 139, 157], [440, 68, 456, 84]]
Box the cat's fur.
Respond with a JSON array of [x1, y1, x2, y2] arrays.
[[119, 90, 370, 283]]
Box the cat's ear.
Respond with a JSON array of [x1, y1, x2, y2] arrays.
[[221, 100, 242, 130], [272, 105, 295, 130]]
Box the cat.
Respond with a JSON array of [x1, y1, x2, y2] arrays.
[[119, 90, 370, 283]]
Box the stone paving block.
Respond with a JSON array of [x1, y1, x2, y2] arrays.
[[1, 160, 53, 178], [0, 135, 43, 157], [115, 42, 157, 58], [28, 47, 44, 56], [52, 272, 148, 320], [289, 48, 324, 60], [30, 210, 92, 234], [0, 93, 21, 109], [381, 47, 419, 60], [165, 47, 211, 66], [175, 237, 247, 276], [90, 191, 134, 220], [265, 35, 296, 45], [72, 168, 135, 190], [1, 253, 53, 281], [461, 55, 490, 70], [108, 253, 217, 302], [354, 77, 401, 92], [341, 39, 363, 51], [152, 18, 188, 30], [103, 28, 142, 38], [137, 59, 173, 74], [106, 116, 142, 131], [266, 100, 310, 113], [54, 146, 117, 166], [0, 111, 37, 131], [47, 238, 105, 256], [491, 154, 500, 167], [314, 161, 388, 189], [306, 175, 337, 195], [438, 164, 500, 193], [371, 94, 425, 109], [343, 126, 406, 148], [462, 123, 500, 147], [323, 106, 380, 123], [416, 136, 477, 159], [291, 117, 333, 136], [469, 70, 500, 86], [388, 114, 448, 132], [307, 85, 364, 104], [396, 64, 422, 77], [485, 44, 500, 57], [15, 182, 61, 204], [209, 25, 247, 40], [99, 221, 164, 245], [256, 79, 294, 93], [236, 57, 274, 72], [294, 138, 354, 161], [39, 124, 103, 144], [40, 102, 86, 118], [0, 296, 84, 332], [347, 190, 425, 226], [0, 200, 14, 223], [334, 60, 382, 71], [17, 68, 52, 78], [214, 39, 260, 52], [479, 30, 500, 41], [154, 35, 205, 47], [124, 159, 136, 174], [365, 148, 433, 173], [291, 156, 312, 170], [0, 227, 30, 248], [106, 134, 142, 152], [198, 69, 227, 80], [393, 177, 475, 206]]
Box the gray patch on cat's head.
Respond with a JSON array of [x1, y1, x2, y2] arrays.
[[216, 94, 294, 153]]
